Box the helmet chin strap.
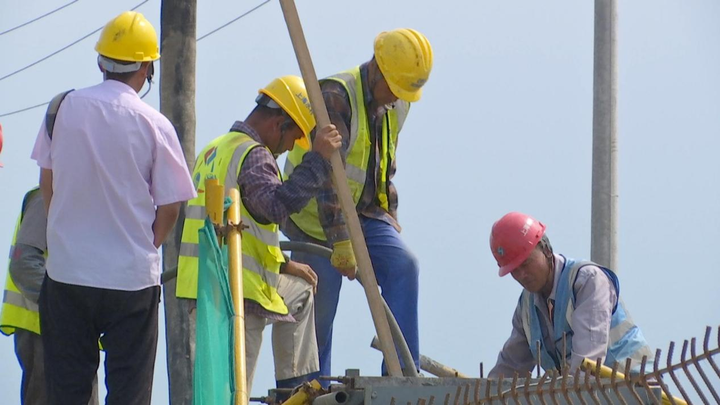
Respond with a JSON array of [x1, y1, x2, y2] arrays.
[[140, 80, 152, 99]]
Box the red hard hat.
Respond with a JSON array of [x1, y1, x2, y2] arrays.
[[0, 123, 4, 168], [490, 212, 546, 277]]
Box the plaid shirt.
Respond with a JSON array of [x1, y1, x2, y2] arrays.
[[229, 121, 330, 321], [230, 121, 330, 225], [281, 63, 401, 245]]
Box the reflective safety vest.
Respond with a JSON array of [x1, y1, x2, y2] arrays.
[[1, 188, 42, 336], [176, 132, 288, 315], [519, 256, 654, 373], [283, 66, 409, 241]]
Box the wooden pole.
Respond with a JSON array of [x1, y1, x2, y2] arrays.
[[160, 0, 197, 403], [370, 337, 468, 378], [278, 0, 402, 376], [226, 188, 248, 404]]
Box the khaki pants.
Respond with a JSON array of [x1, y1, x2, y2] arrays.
[[244, 274, 319, 393]]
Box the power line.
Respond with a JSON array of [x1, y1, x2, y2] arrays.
[[0, 0, 80, 37], [0, 0, 271, 118], [0, 101, 52, 118], [197, 0, 270, 41], [0, 0, 149, 83]]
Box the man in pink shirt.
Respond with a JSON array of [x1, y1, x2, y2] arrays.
[[488, 212, 653, 378], [30, 11, 196, 404]]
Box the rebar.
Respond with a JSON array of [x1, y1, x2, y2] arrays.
[[472, 326, 720, 404]]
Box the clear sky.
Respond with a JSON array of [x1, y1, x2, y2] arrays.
[[1, 0, 719, 403]]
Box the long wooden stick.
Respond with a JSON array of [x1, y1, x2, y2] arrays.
[[370, 337, 468, 378], [278, 0, 402, 376]]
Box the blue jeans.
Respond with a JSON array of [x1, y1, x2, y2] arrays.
[[290, 216, 420, 380]]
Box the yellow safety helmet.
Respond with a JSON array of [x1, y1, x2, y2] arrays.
[[258, 76, 316, 150], [95, 11, 160, 63], [374, 28, 433, 103]]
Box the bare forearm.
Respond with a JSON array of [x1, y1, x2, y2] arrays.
[[153, 202, 181, 248], [39, 169, 53, 215]]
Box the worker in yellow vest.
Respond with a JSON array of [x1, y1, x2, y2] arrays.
[[1, 187, 98, 405], [177, 75, 342, 392], [281, 29, 433, 378]]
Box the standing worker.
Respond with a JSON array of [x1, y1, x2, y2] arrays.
[[176, 76, 342, 392], [281, 28, 434, 376], [487, 212, 654, 377], [30, 11, 196, 404], [1, 187, 99, 405]]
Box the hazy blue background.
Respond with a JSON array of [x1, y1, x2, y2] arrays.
[[1, 0, 719, 402]]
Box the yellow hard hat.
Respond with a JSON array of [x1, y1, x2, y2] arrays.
[[258, 76, 316, 150], [374, 28, 433, 102], [95, 11, 160, 62]]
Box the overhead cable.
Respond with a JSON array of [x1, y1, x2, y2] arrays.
[[0, 0, 149, 83], [0, 0, 271, 118], [0, 0, 80, 37]]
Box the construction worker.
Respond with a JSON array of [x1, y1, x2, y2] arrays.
[[1, 188, 99, 405], [281, 28, 433, 377], [29, 11, 196, 404], [487, 212, 654, 378], [176, 75, 342, 392]]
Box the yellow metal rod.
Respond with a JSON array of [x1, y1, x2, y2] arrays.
[[205, 178, 223, 225], [282, 380, 322, 405], [227, 188, 247, 405], [581, 358, 687, 405]]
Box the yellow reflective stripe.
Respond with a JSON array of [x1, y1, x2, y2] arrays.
[[3, 289, 38, 313], [243, 254, 280, 287]]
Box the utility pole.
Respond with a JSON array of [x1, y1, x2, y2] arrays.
[[591, 0, 618, 271], [160, 0, 197, 403]]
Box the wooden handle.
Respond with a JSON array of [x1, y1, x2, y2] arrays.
[[278, 0, 402, 376]]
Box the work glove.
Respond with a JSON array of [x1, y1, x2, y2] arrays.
[[331, 240, 357, 280]]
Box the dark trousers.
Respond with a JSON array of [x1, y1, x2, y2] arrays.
[[15, 329, 100, 405], [39, 275, 160, 405]]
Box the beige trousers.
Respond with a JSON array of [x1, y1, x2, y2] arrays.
[[244, 274, 319, 392]]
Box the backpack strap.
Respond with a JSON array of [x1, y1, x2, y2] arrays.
[[45, 90, 74, 140]]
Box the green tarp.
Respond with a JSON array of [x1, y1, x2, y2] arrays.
[[194, 218, 236, 405]]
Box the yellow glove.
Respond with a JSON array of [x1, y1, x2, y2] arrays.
[[331, 240, 357, 279]]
